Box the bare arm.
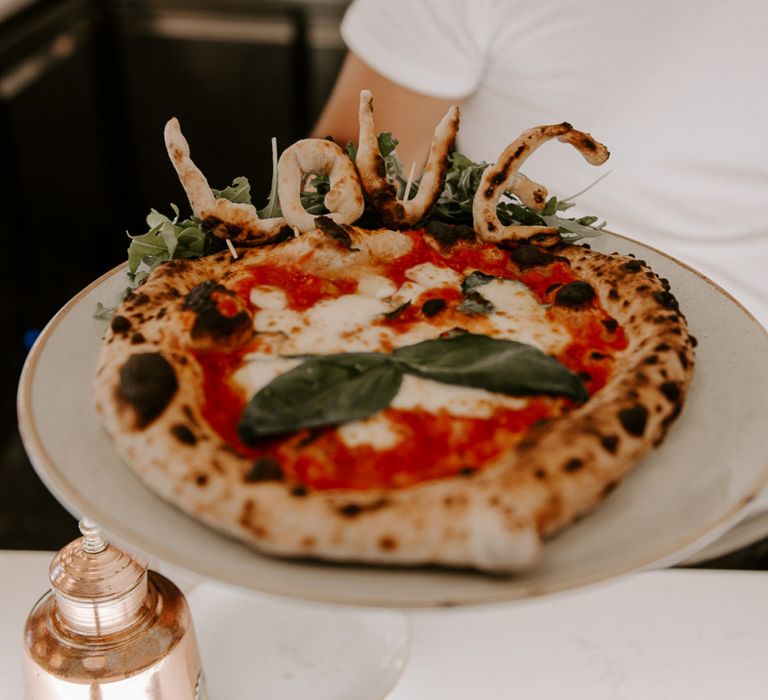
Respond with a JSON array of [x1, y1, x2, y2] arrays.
[[312, 52, 458, 169]]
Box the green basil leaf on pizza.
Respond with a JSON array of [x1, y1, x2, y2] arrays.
[[392, 334, 589, 402], [238, 353, 402, 443]]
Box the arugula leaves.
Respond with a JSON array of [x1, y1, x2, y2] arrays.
[[124, 130, 606, 288], [237, 334, 587, 442], [431, 150, 606, 240]]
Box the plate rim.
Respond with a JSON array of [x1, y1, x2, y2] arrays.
[[16, 234, 768, 607]]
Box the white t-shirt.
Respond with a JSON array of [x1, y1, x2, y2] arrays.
[[341, 0, 768, 328]]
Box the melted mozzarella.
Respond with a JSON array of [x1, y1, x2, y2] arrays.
[[249, 286, 288, 310], [479, 279, 570, 355], [233, 355, 301, 396], [357, 274, 397, 299], [405, 262, 462, 289], [392, 375, 527, 418], [338, 414, 401, 450]]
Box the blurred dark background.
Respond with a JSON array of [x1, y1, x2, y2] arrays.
[[1, 0, 349, 550]]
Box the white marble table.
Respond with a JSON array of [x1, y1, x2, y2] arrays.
[[5, 550, 768, 699]]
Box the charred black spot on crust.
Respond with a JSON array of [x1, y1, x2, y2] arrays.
[[373, 154, 387, 178], [563, 458, 584, 473], [337, 499, 389, 518], [678, 350, 689, 370], [621, 260, 644, 273], [111, 315, 131, 334], [130, 332, 145, 345], [601, 318, 618, 333], [662, 401, 683, 429], [554, 281, 596, 308], [534, 468, 547, 479], [245, 456, 284, 482], [378, 536, 398, 551], [459, 466, 478, 477], [601, 434, 619, 453], [195, 474, 208, 487], [182, 405, 198, 425], [156, 307, 166, 320], [654, 342, 671, 352], [117, 353, 177, 428], [291, 484, 308, 497], [124, 289, 136, 302], [182, 280, 250, 340], [654, 290, 679, 311], [546, 282, 563, 295], [637, 284, 651, 293], [689, 335, 698, 348], [171, 424, 197, 445], [133, 293, 150, 306], [424, 220, 476, 247], [591, 351, 606, 360], [602, 480, 618, 498], [510, 244, 556, 269], [266, 225, 295, 246], [643, 354, 658, 365], [422, 298, 447, 317], [315, 216, 359, 251], [608, 288, 620, 300], [486, 220, 496, 232], [618, 405, 649, 437], [660, 381, 681, 402], [660, 277, 671, 291]]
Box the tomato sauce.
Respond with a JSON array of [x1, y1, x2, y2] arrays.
[[233, 265, 358, 311]]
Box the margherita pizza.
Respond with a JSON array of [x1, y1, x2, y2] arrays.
[[93, 91, 695, 573]]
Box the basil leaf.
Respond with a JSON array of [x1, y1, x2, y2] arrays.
[[393, 333, 588, 402], [238, 354, 403, 443], [213, 176, 252, 205]]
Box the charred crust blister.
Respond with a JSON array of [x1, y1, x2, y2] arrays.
[[618, 405, 649, 437], [659, 381, 681, 403], [563, 458, 584, 473], [424, 221, 476, 247], [510, 244, 556, 269], [554, 281, 596, 308], [653, 290, 679, 311], [621, 260, 644, 273], [171, 424, 197, 445], [182, 280, 251, 339], [117, 353, 178, 428], [245, 456, 284, 483], [601, 434, 619, 454], [110, 315, 131, 334], [337, 498, 389, 518], [422, 298, 447, 317]]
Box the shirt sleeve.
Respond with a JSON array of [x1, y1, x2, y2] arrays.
[[340, 0, 490, 99]]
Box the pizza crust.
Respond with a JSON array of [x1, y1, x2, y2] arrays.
[[94, 229, 694, 573]]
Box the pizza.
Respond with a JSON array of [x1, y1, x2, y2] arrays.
[[93, 91, 695, 573]]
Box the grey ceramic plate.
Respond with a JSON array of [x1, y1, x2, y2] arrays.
[[17, 231, 768, 607]]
